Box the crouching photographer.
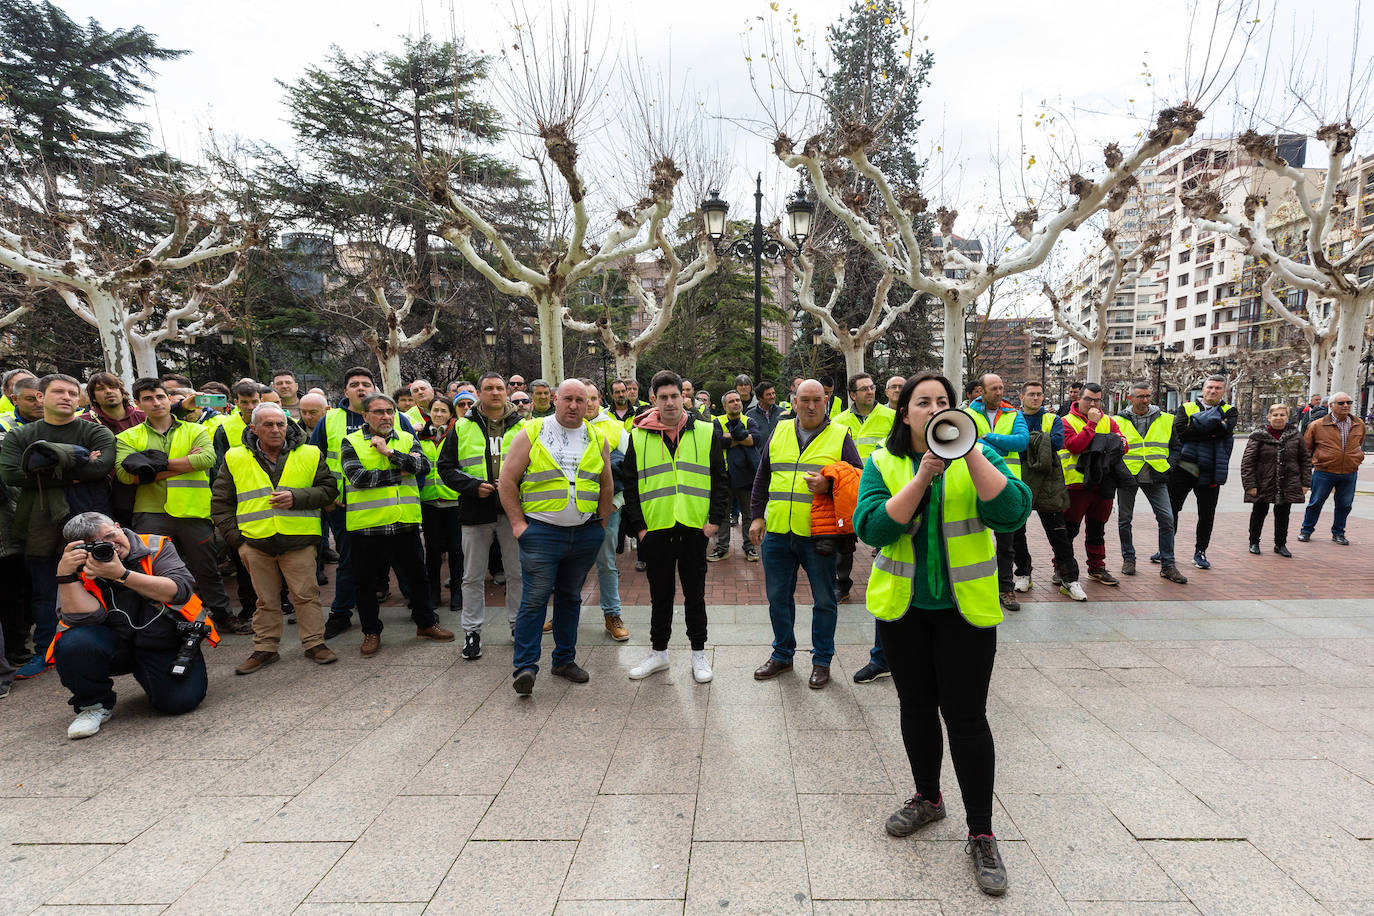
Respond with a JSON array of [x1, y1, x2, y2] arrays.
[[49, 511, 218, 740]]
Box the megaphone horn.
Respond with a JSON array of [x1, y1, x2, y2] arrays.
[[924, 408, 978, 461]]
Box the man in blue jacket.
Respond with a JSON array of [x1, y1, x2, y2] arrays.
[[1168, 375, 1236, 570], [964, 374, 1029, 613]]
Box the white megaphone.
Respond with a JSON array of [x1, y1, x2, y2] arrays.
[[924, 408, 978, 462]]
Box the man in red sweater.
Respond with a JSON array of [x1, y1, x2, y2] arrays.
[[1061, 383, 1129, 589]]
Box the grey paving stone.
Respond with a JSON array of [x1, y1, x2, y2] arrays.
[[562, 794, 695, 900], [471, 725, 619, 840], [628, 679, 712, 728], [1022, 646, 1102, 669], [1244, 826, 1374, 902], [798, 793, 932, 899], [685, 841, 810, 914], [1067, 905, 1201, 915], [604, 728, 704, 794], [554, 902, 688, 916], [30, 907, 166, 915], [293, 905, 426, 915], [427, 839, 575, 914], [704, 664, 784, 705], [165, 841, 350, 915], [404, 720, 540, 796], [912, 839, 1069, 914], [1093, 786, 1242, 840], [309, 794, 490, 902], [0, 842, 122, 912], [1271, 618, 1374, 639], [1142, 839, 1327, 916], [214, 727, 371, 796], [790, 729, 893, 794]]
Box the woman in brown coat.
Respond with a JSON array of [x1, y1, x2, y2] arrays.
[[1241, 404, 1311, 557]]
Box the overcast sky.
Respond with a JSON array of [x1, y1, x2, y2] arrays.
[[50, 0, 1368, 240]]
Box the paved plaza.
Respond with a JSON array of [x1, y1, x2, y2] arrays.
[[2, 456, 1372, 913]]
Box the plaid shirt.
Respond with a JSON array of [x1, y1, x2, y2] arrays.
[[339, 424, 429, 536]]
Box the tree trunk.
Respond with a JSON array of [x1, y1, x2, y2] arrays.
[[613, 353, 637, 383], [1084, 344, 1104, 386], [941, 294, 963, 386], [536, 292, 566, 384], [131, 336, 159, 381], [87, 289, 137, 387], [843, 344, 866, 381], [377, 346, 403, 395], [1327, 294, 1369, 398]]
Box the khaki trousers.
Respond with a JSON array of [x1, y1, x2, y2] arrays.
[[238, 543, 324, 652]]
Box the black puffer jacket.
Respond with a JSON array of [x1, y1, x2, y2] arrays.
[[1241, 426, 1311, 505]]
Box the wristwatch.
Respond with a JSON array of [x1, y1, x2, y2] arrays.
[[117, 569, 132, 584]]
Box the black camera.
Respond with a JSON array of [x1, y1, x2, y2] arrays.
[[77, 541, 117, 563], [169, 620, 210, 678]]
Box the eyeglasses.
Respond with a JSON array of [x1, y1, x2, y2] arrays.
[[1332, 400, 1353, 405], [511, 398, 530, 405], [853, 385, 876, 393]]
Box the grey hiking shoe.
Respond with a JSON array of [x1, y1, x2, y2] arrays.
[[966, 834, 1008, 896], [885, 794, 946, 837]]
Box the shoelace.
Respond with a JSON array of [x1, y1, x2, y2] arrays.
[[965, 835, 998, 867]]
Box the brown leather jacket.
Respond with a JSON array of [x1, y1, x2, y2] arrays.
[[1303, 414, 1366, 475]]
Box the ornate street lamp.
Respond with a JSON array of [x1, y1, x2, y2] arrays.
[[483, 326, 497, 348]]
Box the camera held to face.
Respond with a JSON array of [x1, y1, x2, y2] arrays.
[[76, 541, 117, 563]]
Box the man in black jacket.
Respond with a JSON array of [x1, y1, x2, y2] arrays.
[[1168, 375, 1237, 570], [710, 390, 761, 562]]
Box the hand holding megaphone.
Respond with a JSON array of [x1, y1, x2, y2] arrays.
[[923, 408, 978, 462]]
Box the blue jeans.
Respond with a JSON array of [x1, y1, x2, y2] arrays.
[[761, 532, 838, 667], [596, 508, 622, 616], [512, 519, 604, 674], [325, 506, 356, 617], [1117, 481, 1175, 564], [25, 555, 59, 657], [1301, 469, 1358, 537], [53, 624, 207, 713]]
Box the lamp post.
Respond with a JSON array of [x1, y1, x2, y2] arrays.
[[1032, 340, 1054, 389], [1139, 343, 1180, 402], [702, 175, 815, 383], [586, 338, 610, 394], [1360, 341, 1374, 418], [1050, 358, 1073, 404]]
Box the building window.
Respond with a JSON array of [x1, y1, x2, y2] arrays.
[[1194, 314, 1206, 327], [1177, 273, 1190, 288], [1195, 291, 1208, 304], [1175, 296, 1187, 311], [1175, 318, 1187, 331], [1178, 250, 1191, 264], [1193, 338, 1205, 351]]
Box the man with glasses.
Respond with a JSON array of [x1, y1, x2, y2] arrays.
[[1061, 383, 1129, 589], [1167, 375, 1236, 569], [834, 372, 896, 599], [1299, 391, 1365, 545], [510, 392, 532, 419], [883, 375, 906, 406], [508, 375, 527, 395]]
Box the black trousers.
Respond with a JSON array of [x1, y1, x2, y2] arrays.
[[1011, 510, 1081, 583], [642, 524, 709, 651], [878, 604, 997, 836], [353, 529, 437, 635], [1168, 470, 1222, 553], [1249, 503, 1292, 546], [0, 554, 32, 659], [421, 504, 463, 610]]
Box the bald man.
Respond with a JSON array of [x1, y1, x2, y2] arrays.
[[298, 393, 328, 435]]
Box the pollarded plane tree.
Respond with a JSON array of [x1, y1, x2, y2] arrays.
[[428, 7, 717, 383], [752, 1, 1257, 385]]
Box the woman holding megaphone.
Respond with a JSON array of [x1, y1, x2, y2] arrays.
[[853, 373, 1032, 897]]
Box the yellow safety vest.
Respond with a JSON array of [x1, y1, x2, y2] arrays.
[[1115, 411, 1173, 475], [343, 429, 422, 531], [419, 437, 460, 502], [451, 414, 525, 481], [323, 408, 350, 498], [518, 417, 605, 515], [835, 403, 896, 462], [964, 405, 1023, 479], [218, 412, 250, 452], [116, 420, 211, 518], [1060, 412, 1114, 486], [631, 422, 712, 531], [765, 419, 850, 536], [865, 447, 1001, 627], [223, 444, 323, 538]]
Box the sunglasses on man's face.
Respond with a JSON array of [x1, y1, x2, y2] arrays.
[[512, 398, 530, 405]]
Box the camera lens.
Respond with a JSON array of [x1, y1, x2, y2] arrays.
[[90, 541, 116, 563]]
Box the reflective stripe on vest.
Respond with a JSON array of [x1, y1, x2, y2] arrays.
[[452, 415, 524, 481], [117, 421, 210, 518], [765, 419, 849, 536], [836, 403, 896, 462], [324, 408, 349, 498], [631, 423, 712, 531], [864, 448, 1001, 627], [1060, 412, 1113, 486], [518, 418, 605, 514], [1115, 411, 1173, 474], [343, 429, 422, 530], [224, 445, 323, 538], [965, 406, 1022, 480], [419, 438, 460, 501]]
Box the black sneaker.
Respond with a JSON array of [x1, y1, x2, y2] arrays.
[[966, 834, 1008, 896], [462, 631, 482, 661], [1248, 543, 1260, 554], [1087, 568, 1120, 586], [551, 662, 590, 683], [323, 615, 352, 639], [707, 547, 729, 563], [852, 662, 891, 684], [1296, 532, 1311, 542], [512, 667, 536, 695], [885, 794, 946, 837], [1120, 559, 1136, 576]]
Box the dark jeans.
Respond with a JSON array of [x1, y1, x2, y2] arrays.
[[422, 504, 463, 611], [1011, 510, 1081, 583], [761, 532, 838, 668], [53, 624, 207, 714], [993, 530, 1014, 592], [512, 518, 604, 674], [0, 554, 32, 659], [352, 529, 437, 635], [1116, 481, 1176, 565], [1301, 469, 1358, 537], [878, 604, 997, 836], [1249, 503, 1292, 546], [869, 621, 887, 669], [1064, 488, 1114, 572], [1168, 470, 1222, 553], [230, 547, 257, 618], [642, 523, 709, 651], [134, 513, 232, 621], [716, 485, 754, 553], [25, 555, 59, 657], [325, 506, 357, 617]]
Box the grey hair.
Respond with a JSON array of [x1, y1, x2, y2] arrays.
[[1206, 374, 1227, 384], [63, 512, 116, 542], [251, 402, 287, 425], [1130, 381, 1152, 391], [361, 393, 396, 412], [530, 378, 552, 391]]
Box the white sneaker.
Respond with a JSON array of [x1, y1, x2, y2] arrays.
[[1013, 574, 1032, 593], [691, 650, 713, 684], [629, 649, 670, 680], [1060, 581, 1087, 602], [67, 705, 112, 740]]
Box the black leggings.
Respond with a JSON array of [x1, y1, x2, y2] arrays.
[[422, 504, 463, 609], [877, 604, 997, 836], [1248, 502, 1291, 546]]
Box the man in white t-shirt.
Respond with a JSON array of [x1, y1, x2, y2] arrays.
[[499, 379, 613, 696]]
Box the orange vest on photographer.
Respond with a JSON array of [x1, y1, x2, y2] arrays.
[[45, 534, 219, 663]]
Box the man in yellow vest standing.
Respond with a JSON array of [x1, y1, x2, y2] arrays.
[[962, 374, 1029, 614], [340, 394, 455, 657], [835, 372, 896, 599], [583, 380, 631, 642], [212, 403, 340, 673], [500, 379, 613, 696], [1115, 382, 1187, 584], [1167, 375, 1237, 569], [709, 390, 761, 563], [1061, 383, 1130, 588], [749, 379, 863, 690], [621, 370, 729, 683], [115, 379, 238, 634]]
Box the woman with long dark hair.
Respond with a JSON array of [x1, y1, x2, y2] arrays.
[[853, 373, 1032, 897], [418, 398, 462, 614]]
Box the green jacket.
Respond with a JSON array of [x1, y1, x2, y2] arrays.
[[1021, 428, 1070, 513]]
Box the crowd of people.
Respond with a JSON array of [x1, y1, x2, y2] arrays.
[[0, 360, 1364, 897]]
